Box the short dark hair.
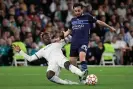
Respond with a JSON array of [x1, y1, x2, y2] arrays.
[[73, 3, 83, 9]]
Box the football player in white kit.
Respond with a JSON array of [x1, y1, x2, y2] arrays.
[[13, 31, 87, 85]]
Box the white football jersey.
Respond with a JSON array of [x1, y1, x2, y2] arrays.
[[19, 36, 71, 62], [37, 41, 65, 61]]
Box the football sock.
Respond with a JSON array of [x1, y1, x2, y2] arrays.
[[81, 61, 88, 71], [50, 75, 69, 84], [50, 75, 78, 85], [69, 64, 84, 77]]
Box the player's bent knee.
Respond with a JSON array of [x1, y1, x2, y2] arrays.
[[64, 61, 70, 70], [46, 70, 55, 80]]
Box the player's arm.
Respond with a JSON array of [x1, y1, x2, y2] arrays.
[[63, 29, 71, 37], [61, 35, 72, 46], [87, 14, 116, 31], [63, 21, 72, 37], [12, 45, 42, 62], [96, 20, 116, 31], [58, 31, 72, 46]]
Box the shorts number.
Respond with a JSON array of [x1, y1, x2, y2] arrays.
[[81, 45, 88, 52]]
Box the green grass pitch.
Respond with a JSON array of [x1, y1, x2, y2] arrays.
[[0, 66, 133, 89]]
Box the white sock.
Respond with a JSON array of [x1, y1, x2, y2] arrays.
[[69, 64, 84, 77], [50, 75, 68, 84]]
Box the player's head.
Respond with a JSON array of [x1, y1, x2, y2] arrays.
[[51, 30, 64, 42], [55, 30, 64, 39], [41, 32, 51, 45], [73, 3, 83, 17]]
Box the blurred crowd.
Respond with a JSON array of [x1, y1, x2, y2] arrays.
[[0, 0, 133, 66]]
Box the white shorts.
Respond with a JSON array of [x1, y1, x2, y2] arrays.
[[47, 57, 68, 76]]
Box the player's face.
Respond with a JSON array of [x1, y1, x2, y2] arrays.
[[41, 33, 51, 45], [51, 31, 64, 42], [73, 7, 83, 17]]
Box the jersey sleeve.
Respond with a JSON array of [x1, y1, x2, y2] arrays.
[[19, 48, 44, 62], [87, 14, 97, 23]]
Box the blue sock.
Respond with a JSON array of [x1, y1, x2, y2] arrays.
[[81, 61, 88, 71]]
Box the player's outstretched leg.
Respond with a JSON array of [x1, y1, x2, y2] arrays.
[[64, 61, 88, 83], [64, 61, 83, 76], [46, 70, 78, 85]]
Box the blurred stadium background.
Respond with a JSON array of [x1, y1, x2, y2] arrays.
[[0, 0, 133, 66], [0, 0, 133, 89]]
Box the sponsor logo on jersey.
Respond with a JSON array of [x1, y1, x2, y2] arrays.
[[71, 20, 88, 30]]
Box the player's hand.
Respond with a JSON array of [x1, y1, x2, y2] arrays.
[[110, 27, 116, 32], [63, 31, 65, 34], [12, 44, 21, 53]]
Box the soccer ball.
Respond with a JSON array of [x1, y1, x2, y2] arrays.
[[86, 74, 98, 85]]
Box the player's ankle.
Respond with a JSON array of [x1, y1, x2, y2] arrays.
[[81, 61, 88, 71]]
